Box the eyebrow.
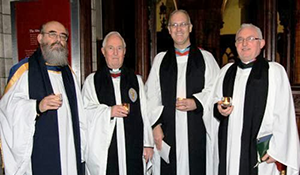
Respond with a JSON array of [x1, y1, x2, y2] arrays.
[[106, 44, 124, 47], [47, 30, 68, 36], [47, 30, 57, 33]]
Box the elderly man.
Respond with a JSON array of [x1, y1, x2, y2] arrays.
[[145, 9, 220, 175], [82, 31, 153, 175], [0, 21, 86, 175], [212, 23, 300, 175]]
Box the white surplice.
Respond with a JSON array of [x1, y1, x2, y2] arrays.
[[0, 70, 87, 175], [145, 49, 220, 175], [83, 73, 153, 175], [212, 62, 300, 175]]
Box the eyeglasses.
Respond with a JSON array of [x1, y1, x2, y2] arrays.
[[236, 36, 261, 43], [168, 22, 190, 28], [42, 32, 68, 41]]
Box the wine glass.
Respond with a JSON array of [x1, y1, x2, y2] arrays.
[[122, 103, 130, 113], [221, 97, 232, 108]]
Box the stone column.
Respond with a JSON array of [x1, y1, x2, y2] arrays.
[[263, 0, 277, 62], [294, 0, 300, 84], [80, 0, 92, 82], [135, 0, 150, 81]]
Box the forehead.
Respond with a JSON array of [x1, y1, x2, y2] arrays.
[[43, 22, 67, 33], [170, 12, 188, 22], [237, 27, 258, 37], [106, 34, 123, 46]]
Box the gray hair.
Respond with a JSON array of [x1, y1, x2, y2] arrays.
[[102, 31, 126, 48], [235, 23, 263, 40], [168, 9, 192, 26]]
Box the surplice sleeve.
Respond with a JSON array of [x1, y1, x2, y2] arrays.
[[145, 52, 166, 126], [192, 50, 220, 113], [81, 73, 116, 174], [0, 71, 37, 175], [137, 75, 154, 147], [267, 63, 300, 175]]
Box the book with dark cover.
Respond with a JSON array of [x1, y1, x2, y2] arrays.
[[256, 134, 273, 162]]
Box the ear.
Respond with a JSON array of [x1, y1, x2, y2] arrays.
[[259, 39, 265, 49], [168, 26, 171, 34], [37, 34, 43, 44], [189, 24, 193, 33], [101, 47, 105, 56], [124, 48, 126, 55]]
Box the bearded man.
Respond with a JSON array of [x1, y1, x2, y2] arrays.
[[0, 21, 86, 175]]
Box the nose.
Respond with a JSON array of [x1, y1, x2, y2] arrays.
[[113, 48, 118, 55], [54, 35, 63, 44], [176, 26, 182, 31], [242, 39, 248, 46], [51, 34, 60, 41]]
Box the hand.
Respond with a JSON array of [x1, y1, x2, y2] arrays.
[[217, 101, 234, 117], [111, 105, 128, 118], [143, 147, 154, 163], [176, 98, 197, 111], [153, 125, 164, 150], [262, 153, 276, 163], [39, 94, 63, 113]]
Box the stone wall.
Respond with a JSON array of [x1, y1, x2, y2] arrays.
[[91, 0, 98, 72], [0, 0, 12, 99], [0, 0, 11, 173]]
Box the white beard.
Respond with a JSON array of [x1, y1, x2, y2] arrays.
[[41, 42, 69, 66]]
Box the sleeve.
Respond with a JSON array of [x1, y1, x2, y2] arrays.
[[210, 63, 233, 121], [205, 63, 232, 175], [192, 50, 220, 115], [213, 103, 226, 121], [81, 73, 116, 168], [82, 73, 115, 129], [0, 71, 37, 175], [145, 52, 165, 126], [191, 96, 203, 113], [137, 76, 154, 147], [267, 63, 300, 175]]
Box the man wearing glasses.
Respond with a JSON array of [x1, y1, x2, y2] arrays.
[[0, 21, 86, 175], [212, 23, 300, 175], [145, 9, 220, 175]]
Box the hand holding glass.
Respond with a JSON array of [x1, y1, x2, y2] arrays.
[[56, 93, 63, 102], [221, 97, 232, 109], [122, 103, 130, 113]]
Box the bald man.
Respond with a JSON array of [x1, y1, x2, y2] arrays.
[[0, 21, 86, 175]]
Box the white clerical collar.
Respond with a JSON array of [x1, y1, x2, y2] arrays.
[[109, 68, 121, 73], [242, 58, 256, 64], [112, 68, 120, 72], [109, 68, 121, 78]]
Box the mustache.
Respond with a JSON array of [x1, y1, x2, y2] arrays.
[[51, 41, 64, 48]]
